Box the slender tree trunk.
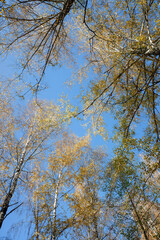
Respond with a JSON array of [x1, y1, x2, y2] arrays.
[[93, 215, 99, 240], [35, 195, 39, 240], [127, 191, 149, 240], [51, 170, 62, 240], [92, 191, 99, 240], [0, 138, 30, 228]]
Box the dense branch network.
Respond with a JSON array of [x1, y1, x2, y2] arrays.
[[0, 0, 80, 90], [0, 1, 160, 239], [77, 0, 160, 139]]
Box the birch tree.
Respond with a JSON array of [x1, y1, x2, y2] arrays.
[[0, 1, 160, 239], [0, 0, 81, 90], [26, 132, 90, 239], [73, 0, 160, 138], [0, 1, 159, 125], [66, 148, 111, 240], [0, 97, 64, 228]]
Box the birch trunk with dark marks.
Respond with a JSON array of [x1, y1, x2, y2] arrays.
[[0, 137, 30, 228]]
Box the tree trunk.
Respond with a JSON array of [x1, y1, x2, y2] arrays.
[[0, 138, 30, 228], [51, 170, 62, 240]]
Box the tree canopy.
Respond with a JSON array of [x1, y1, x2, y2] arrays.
[[0, 0, 160, 239]]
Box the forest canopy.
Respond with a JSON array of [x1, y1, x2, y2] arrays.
[[0, 1, 160, 239]]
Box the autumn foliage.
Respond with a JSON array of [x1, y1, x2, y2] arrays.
[[0, 1, 160, 239]]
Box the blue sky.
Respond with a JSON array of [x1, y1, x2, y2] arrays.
[[0, 52, 115, 147], [0, 53, 116, 239]]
